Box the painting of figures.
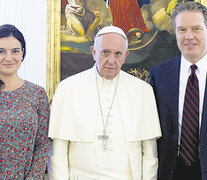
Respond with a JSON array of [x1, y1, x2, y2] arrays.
[[60, 0, 185, 81]]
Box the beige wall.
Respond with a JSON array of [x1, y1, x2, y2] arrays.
[[0, 0, 47, 89]]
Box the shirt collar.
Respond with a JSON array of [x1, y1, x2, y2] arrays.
[[196, 54, 207, 75], [95, 64, 120, 85], [181, 54, 207, 75]]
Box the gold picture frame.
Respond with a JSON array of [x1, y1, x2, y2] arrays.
[[47, 0, 206, 102], [47, 0, 61, 102]]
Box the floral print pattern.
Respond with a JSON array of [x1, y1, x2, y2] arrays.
[[0, 81, 51, 179]]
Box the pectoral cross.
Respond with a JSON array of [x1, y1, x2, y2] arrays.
[[98, 129, 109, 150]]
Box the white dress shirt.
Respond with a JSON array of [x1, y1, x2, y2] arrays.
[[178, 54, 207, 146]]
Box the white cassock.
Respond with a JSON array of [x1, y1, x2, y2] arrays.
[[48, 66, 161, 180]]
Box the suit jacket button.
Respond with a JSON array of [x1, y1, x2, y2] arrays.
[[170, 170, 174, 174]]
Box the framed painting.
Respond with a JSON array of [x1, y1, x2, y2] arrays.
[[47, 0, 206, 102]]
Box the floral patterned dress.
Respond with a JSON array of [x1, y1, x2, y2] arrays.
[[0, 81, 51, 179]]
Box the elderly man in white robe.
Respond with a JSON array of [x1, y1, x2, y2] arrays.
[[48, 26, 161, 180]]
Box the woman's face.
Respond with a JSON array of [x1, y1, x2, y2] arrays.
[[0, 36, 23, 77]]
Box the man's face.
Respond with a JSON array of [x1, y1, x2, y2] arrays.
[[91, 33, 129, 80], [175, 11, 207, 63]]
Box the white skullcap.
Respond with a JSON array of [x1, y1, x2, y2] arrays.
[[94, 25, 127, 40]]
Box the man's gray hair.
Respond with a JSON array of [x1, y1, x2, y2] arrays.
[[172, 1, 207, 28]]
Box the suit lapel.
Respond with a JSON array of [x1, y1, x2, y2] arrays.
[[200, 75, 207, 136]]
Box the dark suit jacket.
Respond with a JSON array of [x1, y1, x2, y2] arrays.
[[150, 56, 207, 180]]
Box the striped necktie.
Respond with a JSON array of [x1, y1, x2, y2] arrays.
[[179, 64, 199, 166]]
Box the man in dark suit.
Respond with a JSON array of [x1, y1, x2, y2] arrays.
[[150, 1, 207, 180]]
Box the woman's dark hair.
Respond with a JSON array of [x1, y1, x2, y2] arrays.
[[0, 24, 26, 61]]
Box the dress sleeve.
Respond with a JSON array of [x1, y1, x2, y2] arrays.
[[26, 88, 51, 179], [142, 138, 158, 180]]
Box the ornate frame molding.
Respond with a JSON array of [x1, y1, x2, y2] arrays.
[[47, 0, 61, 102]]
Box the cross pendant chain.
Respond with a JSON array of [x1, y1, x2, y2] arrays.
[[95, 72, 119, 151], [98, 129, 109, 150]]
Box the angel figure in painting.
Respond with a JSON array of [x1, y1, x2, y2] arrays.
[[61, 0, 101, 41]]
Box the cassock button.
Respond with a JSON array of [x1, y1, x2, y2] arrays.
[[108, 120, 113, 126], [108, 144, 114, 151], [107, 127, 114, 134]]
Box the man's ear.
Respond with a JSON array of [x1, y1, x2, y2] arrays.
[[90, 46, 96, 62], [125, 50, 129, 58]]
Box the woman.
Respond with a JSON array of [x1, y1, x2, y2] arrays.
[[0, 24, 51, 179]]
